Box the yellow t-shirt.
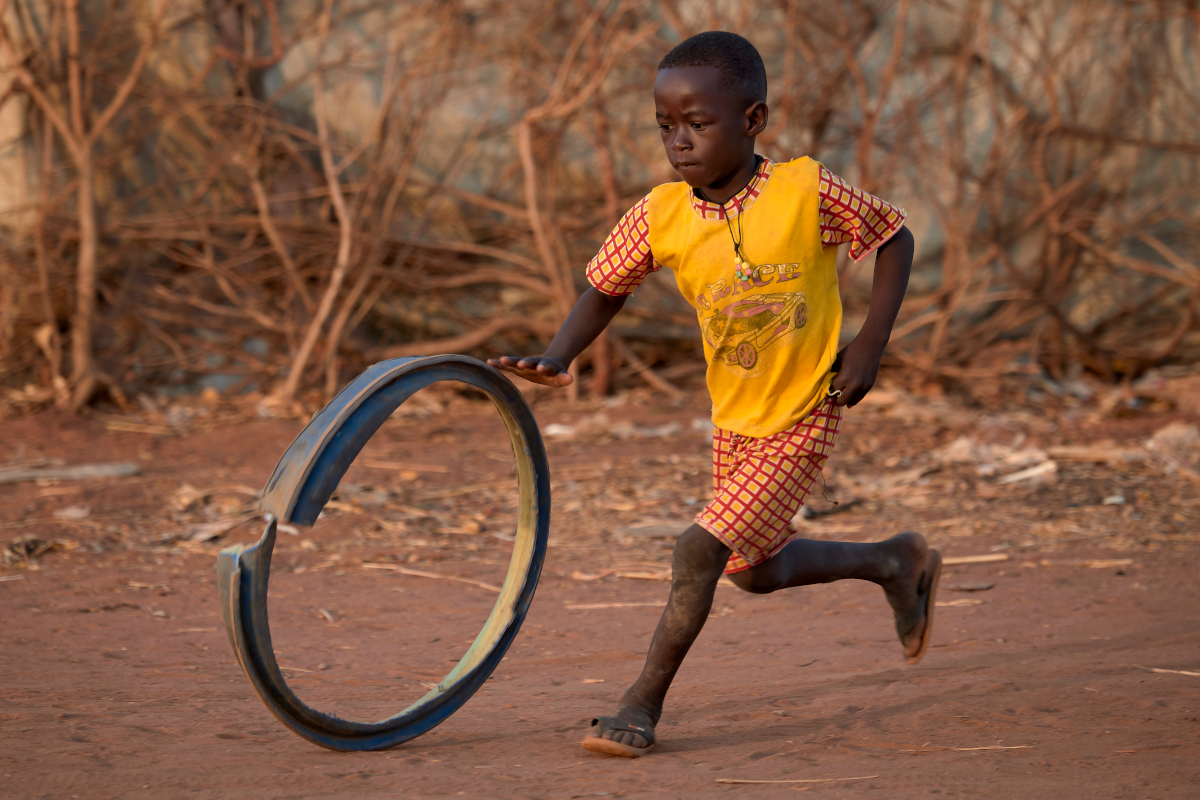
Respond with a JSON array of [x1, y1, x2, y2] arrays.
[[586, 156, 906, 438]]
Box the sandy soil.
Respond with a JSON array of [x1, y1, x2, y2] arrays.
[[2, 385, 1198, 798]]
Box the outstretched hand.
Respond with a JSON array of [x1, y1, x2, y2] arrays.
[[487, 356, 574, 387], [828, 339, 883, 408], [486, 288, 625, 390]]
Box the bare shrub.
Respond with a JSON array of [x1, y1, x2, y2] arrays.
[[0, 0, 1196, 412]]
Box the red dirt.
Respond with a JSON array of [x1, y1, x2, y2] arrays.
[[2, 386, 1198, 798]]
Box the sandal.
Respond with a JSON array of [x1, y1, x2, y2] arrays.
[[581, 716, 656, 758], [897, 548, 943, 665]]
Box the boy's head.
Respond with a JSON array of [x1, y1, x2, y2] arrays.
[[654, 32, 768, 190]]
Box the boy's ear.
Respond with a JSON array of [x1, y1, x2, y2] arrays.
[[745, 100, 769, 137]]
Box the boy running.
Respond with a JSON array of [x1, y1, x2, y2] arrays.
[[489, 31, 941, 758]]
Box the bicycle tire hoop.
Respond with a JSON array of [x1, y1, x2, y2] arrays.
[[215, 355, 550, 751]]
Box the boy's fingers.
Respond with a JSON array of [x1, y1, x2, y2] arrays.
[[528, 371, 571, 387], [845, 384, 871, 407], [829, 380, 857, 407], [488, 357, 571, 387]]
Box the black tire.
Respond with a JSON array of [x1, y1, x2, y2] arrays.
[[216, 355, 550, 751]]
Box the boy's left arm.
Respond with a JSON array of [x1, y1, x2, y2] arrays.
[[829, 225, 914, 407]]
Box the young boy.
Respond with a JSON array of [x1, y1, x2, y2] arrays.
[[488, 31, 941, 758]]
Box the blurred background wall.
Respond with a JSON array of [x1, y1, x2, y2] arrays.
[[0, 0, 1197, 412]]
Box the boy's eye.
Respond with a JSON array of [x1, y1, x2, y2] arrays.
[[690, 123, 706, 130]]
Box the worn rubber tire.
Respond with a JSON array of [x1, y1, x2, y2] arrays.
[[216, 355, 550, 751]]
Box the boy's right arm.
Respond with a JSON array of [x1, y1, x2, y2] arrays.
[[487, 287, 627, 386]]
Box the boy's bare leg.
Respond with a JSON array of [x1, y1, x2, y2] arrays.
[[596, 530, 935, 749], [727, 531, 935, 659], [596, 524, 730, 749]]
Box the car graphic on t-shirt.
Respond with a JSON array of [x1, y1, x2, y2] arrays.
[[702, 292, 809, 371]]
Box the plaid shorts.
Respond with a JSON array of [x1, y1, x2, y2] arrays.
[[694, 398, 842, 574]]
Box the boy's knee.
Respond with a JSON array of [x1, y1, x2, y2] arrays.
[[671, 525, 730, 585], [727, 568, 777, 595]]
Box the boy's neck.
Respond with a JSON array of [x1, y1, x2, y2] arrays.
[[694, 151, 761, 206]]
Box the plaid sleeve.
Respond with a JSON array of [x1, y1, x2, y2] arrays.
[[818, 166, 907, 262], [585, 195, 659, 296]]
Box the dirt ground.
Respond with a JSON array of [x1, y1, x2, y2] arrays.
[[2, 380, 1199, 799]]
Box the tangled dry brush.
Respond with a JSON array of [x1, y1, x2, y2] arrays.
[[0, 0, 1197, 414]]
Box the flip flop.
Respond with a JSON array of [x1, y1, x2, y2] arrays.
[[897, 547, 943, 666], [581, 716, 656, 758]]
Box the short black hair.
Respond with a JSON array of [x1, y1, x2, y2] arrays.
[[657, 31, 767, 104]]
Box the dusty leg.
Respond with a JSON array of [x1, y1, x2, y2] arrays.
[[727, 532, 936, 658], [593, 524, 730, 749]]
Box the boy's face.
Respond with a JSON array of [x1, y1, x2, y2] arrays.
[[654, 66, 767, 189]]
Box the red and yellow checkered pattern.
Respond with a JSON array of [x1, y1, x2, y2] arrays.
[[817, 166, 907, 262], [585, 158, 906, 297], [687, 158, 774, 221], [695, 397, 842, 574], [584, 196, 658, 297]]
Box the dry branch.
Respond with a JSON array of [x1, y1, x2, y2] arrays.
[[360, 563, 502, 593], [0, 462, 140, 484], [377, 318, 557, 360], [275, 0, 354, 404]]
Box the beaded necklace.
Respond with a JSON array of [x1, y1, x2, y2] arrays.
[[722, 156, 763, 284]]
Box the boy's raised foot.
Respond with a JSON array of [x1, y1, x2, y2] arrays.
[[881, 532, 943, 665], [581, 703, 657, 758]]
